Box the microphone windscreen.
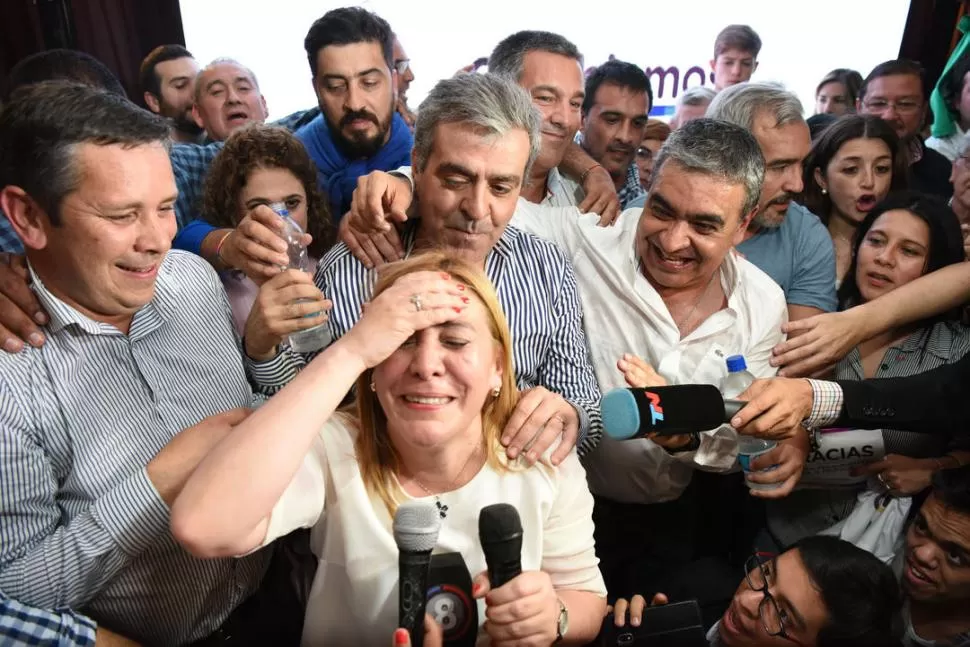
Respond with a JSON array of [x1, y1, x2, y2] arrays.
[[601, 389, 641, 440], [394, 501, 441, 552], [602, 385, 727, 439], [478, 503, 522, 545]]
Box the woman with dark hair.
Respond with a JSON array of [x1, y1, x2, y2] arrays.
[[766, 191, 970, 551], [815, 68, 864, 116], [202, 123, 336, 333], [802, 115, 908, 284]]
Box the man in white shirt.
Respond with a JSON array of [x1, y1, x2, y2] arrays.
[[338, 118, 807, 600], [510, 118, 801, 601]]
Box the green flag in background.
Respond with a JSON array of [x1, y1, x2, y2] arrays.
[[931, 15, 970, 138]]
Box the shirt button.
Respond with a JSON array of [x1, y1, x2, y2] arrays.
[[880, 363, 889, 371]]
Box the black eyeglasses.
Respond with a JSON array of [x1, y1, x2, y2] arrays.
[[744, 554, 796, 642]]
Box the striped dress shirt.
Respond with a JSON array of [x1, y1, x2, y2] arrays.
[[0, 251, 294, 646], [312, 222, 603, 447]]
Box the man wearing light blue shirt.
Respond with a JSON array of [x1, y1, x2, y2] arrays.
[[707, 82, 838, 318]]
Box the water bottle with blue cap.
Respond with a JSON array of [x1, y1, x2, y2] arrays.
[[721, 355, 780, 491]]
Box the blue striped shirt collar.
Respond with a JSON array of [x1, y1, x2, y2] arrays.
[[28, 257, 169, 337]]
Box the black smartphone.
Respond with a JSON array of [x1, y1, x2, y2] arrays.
[[597, 600, 708, 647]]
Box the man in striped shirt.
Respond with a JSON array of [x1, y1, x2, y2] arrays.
[[315, 73, 601, 462], [0, 83, 297, 645]]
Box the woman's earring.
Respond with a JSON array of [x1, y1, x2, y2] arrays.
[[370, 381, 376, 392], [821, 187, 828, 195], [491, 386, 501, 397]]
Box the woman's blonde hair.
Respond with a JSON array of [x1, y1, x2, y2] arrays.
[[354, 252, 520, 516]]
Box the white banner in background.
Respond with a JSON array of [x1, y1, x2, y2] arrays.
[[181, 1, 910, 121]]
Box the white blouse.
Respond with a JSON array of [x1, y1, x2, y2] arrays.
[[259, 415, 606, 646]]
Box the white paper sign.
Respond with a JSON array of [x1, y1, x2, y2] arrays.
[[798, 428, 886, 489]]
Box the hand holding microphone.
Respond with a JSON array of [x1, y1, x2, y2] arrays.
[[393, 617, 444, 647], [600, 384, 746, 440], [475, 504, 561, 647], [394, 501, 441, 646]]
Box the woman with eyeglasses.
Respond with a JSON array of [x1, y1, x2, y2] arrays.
[[609, 536, 901, 647], [635, 119, 671, 190]]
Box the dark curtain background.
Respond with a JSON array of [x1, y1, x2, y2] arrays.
[[0, 0, 185, 104], [899, 0, 966, 91]]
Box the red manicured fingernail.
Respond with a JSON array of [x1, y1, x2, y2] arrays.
[[460, 296, 469, 304], [472, 583, 481, 595], [457, 283, 466, 291], [440, 272, 451, 279], [394, 628, 409, 645], [453, 307, 462, 313]]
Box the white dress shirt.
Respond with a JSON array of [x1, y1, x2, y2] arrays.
[[511, 204, 788, 504], [259, 415, 606, 646]]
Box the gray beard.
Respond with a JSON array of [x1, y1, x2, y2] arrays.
[[751, 212, 784, 230]]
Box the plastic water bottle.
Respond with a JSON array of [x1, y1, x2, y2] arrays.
[[721, 355, 779, 491], [270, 202, 331, 353]]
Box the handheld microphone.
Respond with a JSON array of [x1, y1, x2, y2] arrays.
[[478, 504, 523, 589], [394, 501, 441, 645], [601, 385, 746, 440]]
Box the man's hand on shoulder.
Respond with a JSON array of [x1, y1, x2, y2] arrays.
[[341, 171, 412, 267], [0, 253, 47, 352]]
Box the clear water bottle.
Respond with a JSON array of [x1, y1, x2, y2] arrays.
[[270, 202, 331, 353], [721, 354, 779, 491]]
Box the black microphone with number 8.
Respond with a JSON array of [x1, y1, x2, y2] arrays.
[[478, 503, 523, 589], [394, 501, 441, 645], [601, 385, 747, 440]]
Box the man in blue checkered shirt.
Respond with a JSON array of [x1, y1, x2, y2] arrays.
[[575, 60, 651, 209]]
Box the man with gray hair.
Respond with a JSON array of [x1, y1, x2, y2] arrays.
[[342, 118, 805, 600], [707, 81, 838, 321], [312, 72, 603, 467], [191, 57, 269, 142], [671, 85, 716, 129]]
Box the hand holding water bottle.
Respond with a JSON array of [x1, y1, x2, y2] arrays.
[[244, 269, 332, 361], [219, 205, 313, 283], [269, 202, 333, 353], [722, 355, 781, 492]]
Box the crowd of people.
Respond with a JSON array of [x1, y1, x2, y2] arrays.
[[0, 6, 969, 647]]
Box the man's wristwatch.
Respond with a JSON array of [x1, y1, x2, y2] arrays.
[[555, 597, 569, 643]]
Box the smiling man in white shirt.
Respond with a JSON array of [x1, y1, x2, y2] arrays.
[[509, 118, 799, 600]]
